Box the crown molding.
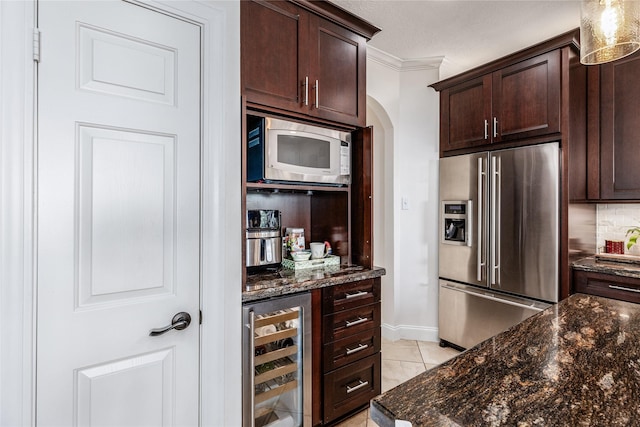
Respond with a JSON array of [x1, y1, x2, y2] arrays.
[[367, 45, 444, 73]]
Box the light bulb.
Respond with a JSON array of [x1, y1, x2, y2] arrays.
[[600, 0, 621, 46]]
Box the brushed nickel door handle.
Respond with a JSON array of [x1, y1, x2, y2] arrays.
[[149, 312, 191, 336]]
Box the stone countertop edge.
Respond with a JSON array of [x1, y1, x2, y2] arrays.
[[369, 293, 640, 426], [242, 265, 386, 303], [369, 400, 397, 427], [572, 255, 640, 279]]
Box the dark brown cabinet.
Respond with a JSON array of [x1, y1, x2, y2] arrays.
[[573, 269, 640, 304], [584, 52, 640, 200], [435, 45, 563, 156], [241, 0, 377, 127], [319, 279, 381, 425], [241, 0, 307, 115], [433, 29, 586, 300]]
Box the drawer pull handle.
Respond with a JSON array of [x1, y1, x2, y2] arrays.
[[345, 343, 369, 355], [346, 380, 369, 394], [609, 284, 640, 294], [345, 291, 369, 300], [345, 317, 368, 328]]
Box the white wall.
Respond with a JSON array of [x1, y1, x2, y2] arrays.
[[597, 204, 640, 255], [367, 48, 442, 342]]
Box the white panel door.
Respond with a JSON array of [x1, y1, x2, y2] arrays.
[[37, 2, 201, 425]]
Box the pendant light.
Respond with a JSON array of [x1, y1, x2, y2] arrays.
[[580, 0, 640, 65]]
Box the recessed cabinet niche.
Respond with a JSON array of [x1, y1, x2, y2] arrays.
[[241, 0, 378, 127], [243, 123, 373, 271]]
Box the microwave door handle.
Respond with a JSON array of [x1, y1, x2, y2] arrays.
[[260, 239, 265, 263]]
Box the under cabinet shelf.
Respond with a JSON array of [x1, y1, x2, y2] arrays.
[[246, 182, 349, 193]]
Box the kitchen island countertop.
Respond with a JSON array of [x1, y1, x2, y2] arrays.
[[243, 265, 386, 303], [371, 293, 640, 426]]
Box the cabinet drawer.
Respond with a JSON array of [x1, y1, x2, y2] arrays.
[[323, 303, 380, 343], [323, 328, 380, 372], [323, 279, 380, 314], [573, 269, 640, 304], [323, 353, 381, 424]]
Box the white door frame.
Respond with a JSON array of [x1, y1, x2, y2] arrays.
[[0, 1, 242, 425]]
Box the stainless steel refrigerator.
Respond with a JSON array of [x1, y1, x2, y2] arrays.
[[438, 143, 558, 349]]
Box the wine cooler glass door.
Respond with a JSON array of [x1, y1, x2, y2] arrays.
[[243, 292, 311, 427]]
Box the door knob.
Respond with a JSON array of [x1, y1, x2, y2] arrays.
[[149, 312, 191, 336]]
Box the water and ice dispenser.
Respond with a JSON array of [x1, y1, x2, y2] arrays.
[[441, 201, 472, 246]]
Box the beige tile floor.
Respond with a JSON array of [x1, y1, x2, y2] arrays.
[[335, 338, 461, 427]]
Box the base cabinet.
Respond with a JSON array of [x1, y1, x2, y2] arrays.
[[317, 278, 381, 425], [573, 269, 640, 304], [323, 353, 381, 424]]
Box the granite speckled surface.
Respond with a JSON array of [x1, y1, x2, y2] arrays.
[[573, 256, 640, 279], [242, 265, 386, 302], [371, 294, 640, 427]]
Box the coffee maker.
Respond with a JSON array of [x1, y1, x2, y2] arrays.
[[246, 210, 282, 269]]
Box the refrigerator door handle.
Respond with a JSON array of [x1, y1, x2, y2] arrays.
[[467, 199, 473, 248], [491, 155, 501, 286], [477, 157, 485, 282], [441, 282, 547, 312]]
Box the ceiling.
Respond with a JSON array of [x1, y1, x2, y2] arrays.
[[331, 0, 582, 79]]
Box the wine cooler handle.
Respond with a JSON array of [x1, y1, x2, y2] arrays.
[[249, 310, 256, 426], [149, 312, 191, 336]]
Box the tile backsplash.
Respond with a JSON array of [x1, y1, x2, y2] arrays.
[[597, 204, 640, 255]]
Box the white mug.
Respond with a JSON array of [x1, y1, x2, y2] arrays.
[[310, 242, 328, 259]]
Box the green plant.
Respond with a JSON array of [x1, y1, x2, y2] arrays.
[[626, 227, 640, 250]]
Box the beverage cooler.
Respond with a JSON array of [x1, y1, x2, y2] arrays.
[[242, 293, 311, 427]]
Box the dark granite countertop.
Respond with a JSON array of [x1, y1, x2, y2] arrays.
[[371, 293, 640, 427], [573, 256, 640, 280], [242, 265, 386, 303]]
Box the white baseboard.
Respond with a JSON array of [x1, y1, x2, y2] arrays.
[[381, 323, 439, 343]]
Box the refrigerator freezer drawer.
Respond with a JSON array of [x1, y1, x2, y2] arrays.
[[438, 280, 550, 350]]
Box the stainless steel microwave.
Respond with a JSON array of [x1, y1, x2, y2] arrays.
[[246, 115, 351, 186]]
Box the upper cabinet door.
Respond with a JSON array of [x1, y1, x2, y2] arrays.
[[439, 75, 492, 154], [241, 0, 372, 127], [241, 0, 307, 114], [492, 51, 561, 143], [308, 16, 366, 127], [599, 52, 640, 200], [438, 50, 562, 155]]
